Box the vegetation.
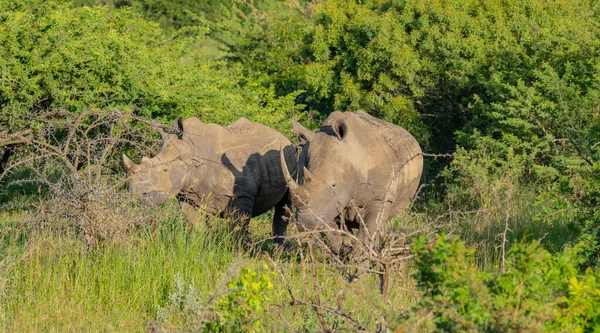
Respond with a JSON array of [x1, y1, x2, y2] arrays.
[[1, 0, 599, 331]]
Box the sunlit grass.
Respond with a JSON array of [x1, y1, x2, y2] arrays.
[[0, 210, 417, 332]]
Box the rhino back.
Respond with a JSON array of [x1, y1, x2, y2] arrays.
[[226, 120, 295, 215], [185, 118, 294, 216]]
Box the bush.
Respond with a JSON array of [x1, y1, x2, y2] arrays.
[[233, 0, 600, 168], [401, 234, 600, 332], [0, 0, 302, 176], [157, 265, 275, 332]]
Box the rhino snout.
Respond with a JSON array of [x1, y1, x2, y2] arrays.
[[295, 214, 329, 233]]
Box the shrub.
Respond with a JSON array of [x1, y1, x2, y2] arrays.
[[0, 0, 302, 178], [158, 265, 276, 332], [208, 265, 275, 332], [401, 234, 600, 332]]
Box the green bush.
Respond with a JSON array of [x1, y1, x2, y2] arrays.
[[0, 0, 299, 128], [207, 265, 275, 333], [233, 0, 600, 166], [402, 234, 600, 332], [158, 265, 275, 333]]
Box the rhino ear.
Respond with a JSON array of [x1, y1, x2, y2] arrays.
[[174, 118, 184, 139], [292, 117, 314, 142], [332, 119, 348, 140]]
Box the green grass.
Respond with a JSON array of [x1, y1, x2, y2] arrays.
[[0, 179, 584, 331], [449, 186, 582, 268], [2, 216, 232, 331], [0, 209, 417, 332]]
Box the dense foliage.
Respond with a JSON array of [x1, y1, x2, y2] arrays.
[[0, 0, 299, 138], [404, 235, 600, 332], [1, 0, 599, 331]]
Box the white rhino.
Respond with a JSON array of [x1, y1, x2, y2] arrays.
[[123, 117, 297, 244], [281, 111, 423, 254]]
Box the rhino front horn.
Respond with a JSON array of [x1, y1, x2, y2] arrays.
[[279, 145, 299, 193], [122, 154, 141, 174]]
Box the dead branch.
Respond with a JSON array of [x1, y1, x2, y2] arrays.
[[422, 152, 454, 158]]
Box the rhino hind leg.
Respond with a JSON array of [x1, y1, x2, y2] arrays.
[[272, 191, 291, 245]]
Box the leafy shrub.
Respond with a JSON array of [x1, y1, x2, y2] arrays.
[[576, 162, 600, 268], [158, 265, 275, 332], [207, 265, 275, 332], [233, 0, 600, 170], [401, 234, 600, 332]]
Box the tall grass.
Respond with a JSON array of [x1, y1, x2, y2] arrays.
[[0, 207, 417, 332], [442, 180, 582, 268], [1, 209, 235, 331], [1, 164, 580, 331]]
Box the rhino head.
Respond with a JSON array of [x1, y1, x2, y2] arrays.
[[123, 119, 191, 205], [280, 117, 359, 234]]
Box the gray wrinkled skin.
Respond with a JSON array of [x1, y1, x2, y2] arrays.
[[281, 111, 423, 255], [124, 117, 297, 244]]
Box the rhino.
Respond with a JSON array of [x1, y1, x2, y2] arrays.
[[123, 117, 297, 244], [280, 111, 423, 255]]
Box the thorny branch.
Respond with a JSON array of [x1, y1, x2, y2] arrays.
[[0, 109, 160, 183]]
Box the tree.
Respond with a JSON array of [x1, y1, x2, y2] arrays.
[[0, 0, 300, 173]]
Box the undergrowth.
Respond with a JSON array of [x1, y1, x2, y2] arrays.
[[0, 203, 417, 332]]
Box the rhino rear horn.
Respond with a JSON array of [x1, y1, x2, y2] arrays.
[[303, 167, 315, 184], [292, 117, 314, 141], [141, 156, 152, 166], [123, 154, 141, 174]]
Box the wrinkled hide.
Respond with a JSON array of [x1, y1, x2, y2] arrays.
[[124, 117, 297, 243], [281, 111, 423, 255]]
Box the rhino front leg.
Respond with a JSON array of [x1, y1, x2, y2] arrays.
[[355, 200, 392, 256], [272, 191, 291, 245], [230, 195, 254, 243]]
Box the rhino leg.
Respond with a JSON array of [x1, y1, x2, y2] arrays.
[[272, 191, 291, 245], [230, 195, 254, 242], [323, 232, 345, 255], [355, 200, 391, 257]]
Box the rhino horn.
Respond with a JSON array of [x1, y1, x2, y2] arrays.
[[292, 117, 314, 141], [280, 145, 299, 192], [303, 166, 315, 184], [141, 156, 152, 166], [122, 154, 141, 174]]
